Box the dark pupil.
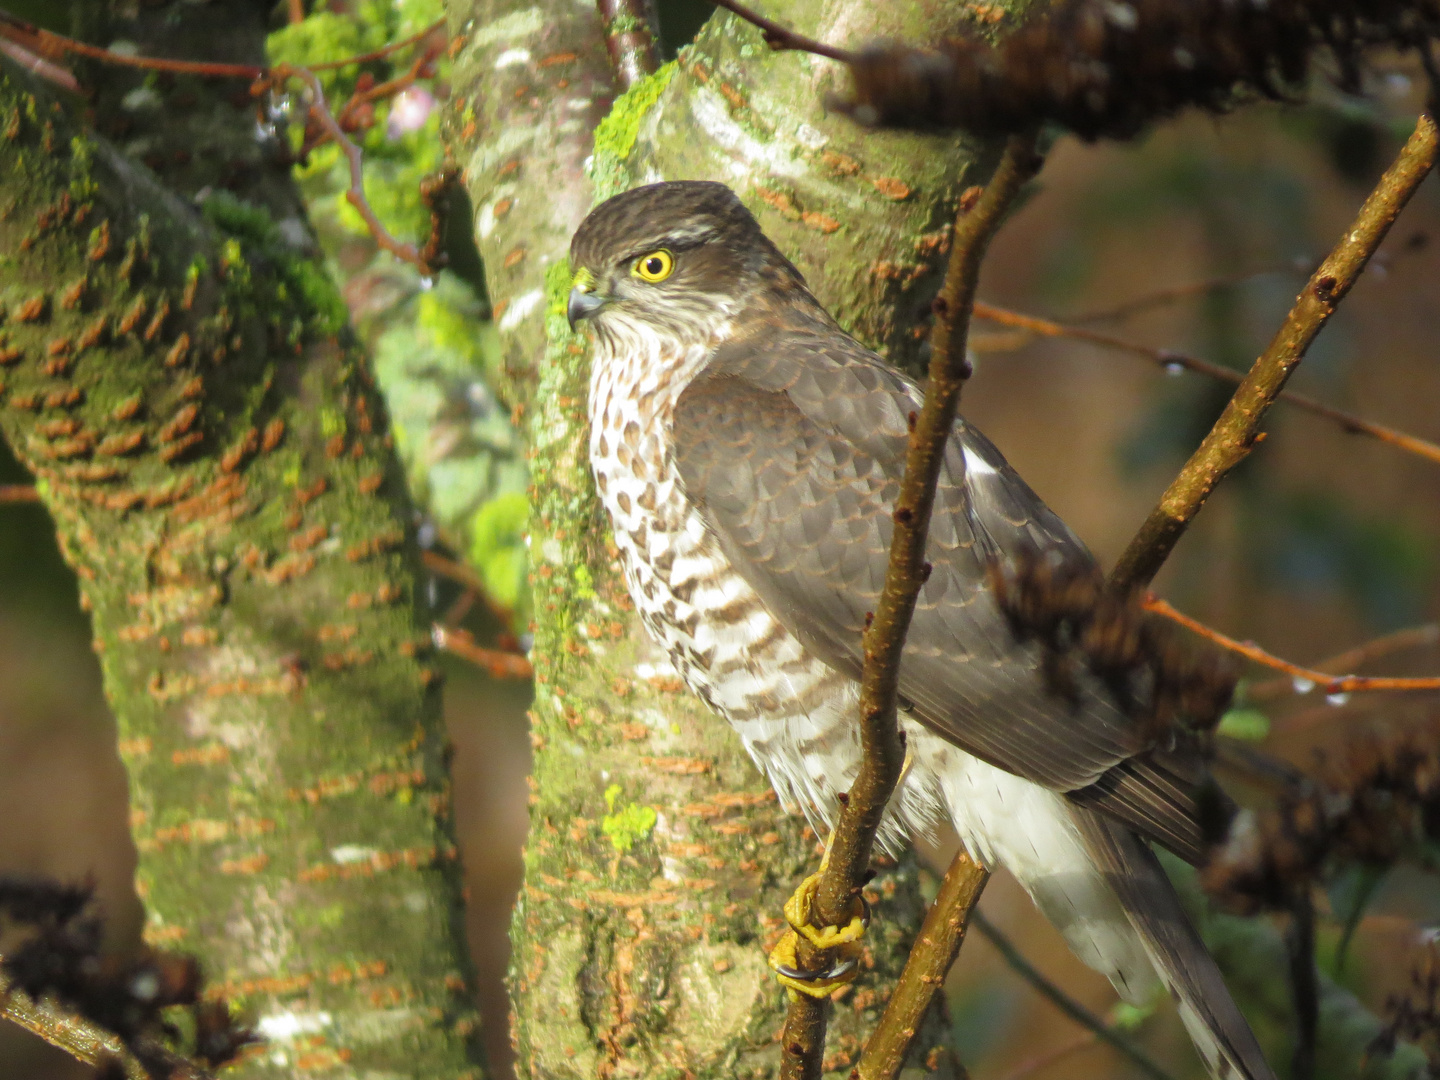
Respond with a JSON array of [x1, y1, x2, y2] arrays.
[[645, 257, 664, 275]]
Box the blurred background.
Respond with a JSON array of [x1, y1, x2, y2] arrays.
[[1, 2, 1438, 1079]]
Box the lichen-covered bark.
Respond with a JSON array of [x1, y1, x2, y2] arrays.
[[0, 32, 480, 1080], [439, 1, 1033, 1077]]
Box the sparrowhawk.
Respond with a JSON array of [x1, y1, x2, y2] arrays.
[[568, 180, 1273, 1080]]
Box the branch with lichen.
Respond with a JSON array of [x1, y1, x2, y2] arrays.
[[1108, 110, 1440, 592], [778, 133, 1042, 1080]]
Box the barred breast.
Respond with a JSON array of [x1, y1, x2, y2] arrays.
[[586, 326, 939, 847]]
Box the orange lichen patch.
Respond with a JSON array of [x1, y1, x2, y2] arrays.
[[102, 490, 145, 512], [821, 150, 861, 176], [872, 176, 912, 200], [289, 524, 329, 553], [117, 736, 153, 758], [152, 817, 275, 846], [668, 842, 712, 858], [87, 220, 111, 261], [37, 418, 80, 438], [97, 430, 145, 456], [142, 298, 171, 342], [159, 431, 203, 462], [204, 675, 291, 698], [264, 552, 317, 585], [41, 353, 72, 377], [617, 722, 649, 740], [801, 210, 841, 233], [503, 246, 526, 269], [646, 674, 684, 693], [492, 197, 512, 218], [163, 332, 191, 368], [15, 295, 48, 322], [220, 427, 259, 472], [316, 623, 357, 643], [321, 648, 376, 671], [220, 853, 270, 875], [687, 57, 712, 84], [181, 272, 199, 311], [709, 820, 750, 836], [64, 462, 122, 484], [298, 846, 436, 883], [587, 887, 678, 907], [325, 433, 346, 458], [538, 49, 578, 66], [77, 314, 108, 351], [142, 925, 189, 946], [345, 530, 403, 563], [117, 294, 149, 335], [357, 471, 384, 495], [181, 625, 218, 647], [111, 394, 143, 422], [171, 743, 229, 766], [288, 774, 360, 803], [717, 81, 747, 111], [260, 416, 284, 450], [0, 342, 20, 365], [170, 473, 250, 526], [8, 393, 39, 411], [44, 387, 83, 409], [326, 960, 388, 986], [296, 1048, 353, 1071], [752, 185, 800, 220], [60, 277, 86, 310], [203, 973, 315, 1002], [639, 756, 710, 775], [177, 376, 204, 400], [158, 403, 200, 443], [33, 432, 95, 460], [294, 476, 328, 507], [368, 768, 425, 796]]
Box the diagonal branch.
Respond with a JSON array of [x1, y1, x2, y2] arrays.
[[1144, 597, 1440, 696], [972, 302, 1440, 470], [972, 912, 1177, 1080], [778, 134, 1043, 1080], [852, 850, 989, 1080], [706, 0, 856, 63], [0, 971, 146, 1080], [1247, 623, 1440, 702], [1107, 111, 1440, 592]]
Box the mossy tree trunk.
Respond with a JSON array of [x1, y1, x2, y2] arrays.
[[0, 1, 482, 1075], [443, 2, 1026, 1076]]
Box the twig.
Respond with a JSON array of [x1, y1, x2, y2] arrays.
[[419, 549, 515, 628], [1107, 111, 1440, 592], [993, 1031, 1100, 1080], [853, 851, 989, 1080], [971, 911, 1177, 1080], [1246, 623, 1440, 702], [1144, 596, 1440, 696], [288, 0, 305, 25], [1288, 892, 1319, 1080], [0, 37, 79, 91], [706, 0, 856, 63], [971, 302, 1440, 470], [307, 20, 445, 72], [0, 971, 143, 1080], [277, 64, 424, 268], [778, 134, 1043, 1080], [1068, 263, 1303, 324], [597, 0, 661, 91], [0, 483, 39, 503], [433, 625, 532, 680]]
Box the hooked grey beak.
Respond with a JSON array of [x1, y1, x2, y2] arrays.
[[567, 287, 607, 330]]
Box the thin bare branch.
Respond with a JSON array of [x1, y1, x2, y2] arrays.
[[420, 549, 516, 629], [1108, 111, 1440, 592], [1145, 597, 1440, 696], [1068, 263, 1303, 324], [706, 0, 857, 63], [1247, 623, 1440, 702], [308, 19, 445, 71], [0, 972, 144, 1080], [597, 0, 661, 91], [971, 302, 1440, 470], [778, 134, 1043, 1080], [432, 625, 532, 680], [0, 483, 39, 503], [972, 911, 1177, 1080], [994, 1031, 1100, 1080], [853, 851, 989, 1080]]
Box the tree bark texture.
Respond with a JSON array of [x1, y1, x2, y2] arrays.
[[444, 1, 1026, 1076], [0, 3, 481, 1075]]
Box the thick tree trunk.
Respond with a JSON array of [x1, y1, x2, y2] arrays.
[[443, 2, 1020, 1076], [0, 2, 482, 1074]]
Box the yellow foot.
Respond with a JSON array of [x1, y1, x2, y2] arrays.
[[766, 870, 870, 1000]]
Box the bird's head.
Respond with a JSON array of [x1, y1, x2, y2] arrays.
[[567, 181, 806, 345]]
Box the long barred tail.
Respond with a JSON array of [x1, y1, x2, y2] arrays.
[[1075, 810, 1277, 1080]]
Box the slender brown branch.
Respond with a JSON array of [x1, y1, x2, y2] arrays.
[[0, 483, 39, 503], [276, 65, 424, 268], [1069, 263, 1303, 324], [0, 972, 144, 1080], [778, 135, 1043, 1080], [432, 625, 533, 680], [1107, 111, 1440, 592], [419, 549, 516, 628], [994, 1031, 1100, 1080], [707, 0, 857, 63], [287, 0, 305, 24], [1247, 623, 1440, 702], [971, 912, 1177, 1080], [307, 19, 446, 71], [971, 302, 1440, 470], [597, 0, 661, 91], [853, 851, 989, 1080], [1145, 597, 1440, 695]]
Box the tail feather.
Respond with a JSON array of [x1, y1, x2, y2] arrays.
[[1075, 809, 1277, 1080]]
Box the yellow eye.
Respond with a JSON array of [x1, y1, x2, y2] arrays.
[[632, 250, 674, 283]]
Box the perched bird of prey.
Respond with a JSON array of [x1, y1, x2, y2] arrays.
[[568, 180, 1273, 1080]]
